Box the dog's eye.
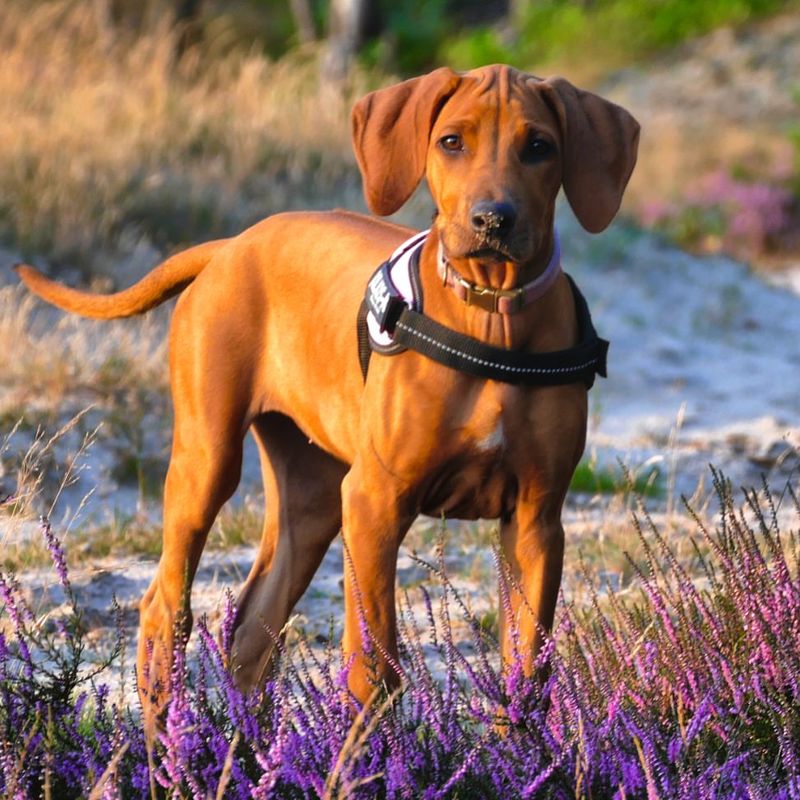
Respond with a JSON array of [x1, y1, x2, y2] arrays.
[[521, 136, 554, 163], [439, 134, 464, 153]]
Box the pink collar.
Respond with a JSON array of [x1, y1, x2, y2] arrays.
[[436, 229, 562, 314]]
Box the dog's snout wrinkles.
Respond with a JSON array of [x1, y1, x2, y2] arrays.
[[470, 200, 517, 235]]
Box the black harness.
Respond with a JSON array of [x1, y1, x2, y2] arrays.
[[357, 242, 609, 389]]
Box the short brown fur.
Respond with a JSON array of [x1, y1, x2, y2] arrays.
[[16, 65, 639, 734]]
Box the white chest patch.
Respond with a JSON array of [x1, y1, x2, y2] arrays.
[[476, 419, 505, 453]]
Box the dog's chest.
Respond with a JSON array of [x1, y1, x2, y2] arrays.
[[418, 412, 520, 520], [421, 452, 516, 520], [369, 375, 547, 520]]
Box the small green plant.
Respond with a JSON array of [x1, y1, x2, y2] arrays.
[[570, 457, 662, 497]]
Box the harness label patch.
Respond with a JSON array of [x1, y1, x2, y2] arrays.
[[368, 270, 391, 317], [366, 263, 405, 333]]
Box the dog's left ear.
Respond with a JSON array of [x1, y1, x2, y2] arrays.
[[352, 67, 462, 216], [542, 77, 640, 233]]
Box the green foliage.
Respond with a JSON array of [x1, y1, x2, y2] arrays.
[[361, 0, 452, 74], [113, 0, 799, 76], [789, 89, 800, 195], [441, 0, 797, 73], [657, 205, 729, 251], [570, 458, 662, 497], [438, 27, 513, 72]]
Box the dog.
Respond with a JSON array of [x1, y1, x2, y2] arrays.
[[16, 65, 639, 729]]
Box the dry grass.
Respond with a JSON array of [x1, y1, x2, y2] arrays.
[[0, 284, 169, 416], [0, 408, 265, 574], [0, 410, 98, 568], [0, 283, 173, 533], [0, 0, 369, 269], [561, 499, 710, 607], [0, 2, 411, 576]]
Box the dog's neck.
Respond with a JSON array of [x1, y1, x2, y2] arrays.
[[455, 233, 557, 290], [419, 227, 577, 351], [436, 230, 561, 315]]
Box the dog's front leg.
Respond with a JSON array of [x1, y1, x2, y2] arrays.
[[340, 456, 415, 705], [498, 498, 566, 680]]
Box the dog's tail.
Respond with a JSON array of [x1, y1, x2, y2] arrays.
[[14, 239, 226, 319]]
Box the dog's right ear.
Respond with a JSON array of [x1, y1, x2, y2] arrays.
[[352, 67, 462, 216]]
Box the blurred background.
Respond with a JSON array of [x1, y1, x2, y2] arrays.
[[2, 0, 799, 283], [2, 4, 800, 784]]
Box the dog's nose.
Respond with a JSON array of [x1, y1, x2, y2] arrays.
[[470, 201, 517, 235]]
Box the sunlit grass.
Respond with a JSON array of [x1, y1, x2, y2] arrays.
[[0, 285, 169, 413], [0, 0, 370, 270]]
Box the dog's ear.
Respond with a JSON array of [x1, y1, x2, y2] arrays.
[[542, 77, 640, 233], [352, 67, 462, 216]]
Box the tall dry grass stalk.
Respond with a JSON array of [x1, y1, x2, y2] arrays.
[[0, 0, 368, 268]]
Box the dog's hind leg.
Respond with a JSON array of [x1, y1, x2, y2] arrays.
[[137, 424, 244, 731], [231, 413, 347, 692], [137, 300, 250, 733]]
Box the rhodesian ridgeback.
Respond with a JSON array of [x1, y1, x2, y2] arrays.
[[16, 65, 639, 727]]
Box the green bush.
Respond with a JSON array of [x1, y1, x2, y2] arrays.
[[441, 0, 797, 73]]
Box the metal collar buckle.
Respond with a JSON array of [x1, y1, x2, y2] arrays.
[[457, 276, 524, 313]]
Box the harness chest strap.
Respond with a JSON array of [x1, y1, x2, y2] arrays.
[[357, 233, 609, 388]]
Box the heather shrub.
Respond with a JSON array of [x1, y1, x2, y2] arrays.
[[1, 469, 799, 797], [0, 519, 144, 797], [641, 170, 795, 259]]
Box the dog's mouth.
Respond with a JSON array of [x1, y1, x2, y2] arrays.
[[465, 232, 519, 261], [465, 246, 514, 263], [437, 219, 528, 264]]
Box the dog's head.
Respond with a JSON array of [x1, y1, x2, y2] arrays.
[[352, 65, 640, 265]]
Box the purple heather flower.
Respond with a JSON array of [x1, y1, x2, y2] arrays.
[[40, 517, 71, 593], [219, 589, 237, 658], [1, 470, 800, 796], [0, 572, 32, 634]]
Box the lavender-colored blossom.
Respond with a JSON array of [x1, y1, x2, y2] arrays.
[[643, 169, 795, 255], [40, 517, 71, 593]]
